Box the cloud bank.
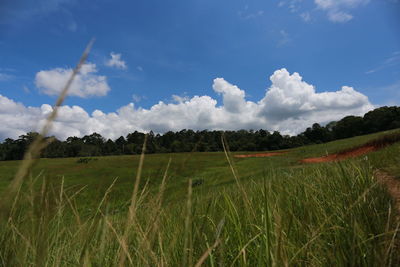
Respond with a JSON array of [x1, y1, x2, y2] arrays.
[[1, 68, 374, 140]]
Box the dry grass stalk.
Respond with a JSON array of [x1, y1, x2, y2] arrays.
[[183, 178, 193, 267], [221, 133, 254, 217], [0, 39, 95, 219], [118, 134, 148, 267]]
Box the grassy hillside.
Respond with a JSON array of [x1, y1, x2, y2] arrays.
[[0, 130, 399, 266]]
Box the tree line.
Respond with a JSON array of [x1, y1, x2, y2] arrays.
[[1, 106, 399, 161]]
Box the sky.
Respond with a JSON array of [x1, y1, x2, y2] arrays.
[[0, 0, 399, 140]]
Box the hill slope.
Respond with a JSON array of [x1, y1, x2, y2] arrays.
[[0, 130, 399, 266]]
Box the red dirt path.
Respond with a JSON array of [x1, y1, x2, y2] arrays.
[[301, 132, 400, 163], [234, 151, 287, 158], [374, 170, 400, 261], [375, 170, 400, 216], [300, 145, 377, 163]]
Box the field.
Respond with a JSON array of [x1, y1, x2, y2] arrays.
[[0, 130, 400, 266]]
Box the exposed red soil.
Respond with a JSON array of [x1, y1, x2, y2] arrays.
[[300, 145, 377, 163], [234, 151, 287, 158], [374, 170, 400, 217], [301, 132, 400, 164], [374, 170, 400, 263]]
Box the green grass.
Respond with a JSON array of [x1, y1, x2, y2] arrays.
[[0, 130, 400, 266]]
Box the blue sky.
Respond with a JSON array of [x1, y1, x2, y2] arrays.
[[0, 0, 399, 140]]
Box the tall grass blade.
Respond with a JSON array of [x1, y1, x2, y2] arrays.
[[118, 134, 148, 267], [0, 39, 95, 220]]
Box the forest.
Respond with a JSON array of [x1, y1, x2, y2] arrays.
[[1, 106, 399, 160]]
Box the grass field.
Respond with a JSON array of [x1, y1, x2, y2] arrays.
[[0, 130, 399, 266]]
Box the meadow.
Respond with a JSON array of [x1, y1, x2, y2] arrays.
[[0, 129, 399, 266]]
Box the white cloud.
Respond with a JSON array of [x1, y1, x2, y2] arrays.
[[132, 94, 142, 102], [277, 30, 291, 47], [315, 0, 368, 9], [238, 4, 264, 20], [0, 95, 45, 139], [278, 0, 303, 11], [105, 52, 127, 70], [300, 12, 311, 22], [172, 94, 190, 103], [212, 78, 248, 113], [366, 51, 400, 74], [0, 73, 14, 81], [278, 0, 305, 17], [0, 69, 374, 140], [137, 66, 143, 72], [67, 20, 77, 32], [281, 0, 369, 23], [278, 1, 286, 7], [327, 11, 353, 23], [238, 10, 264, 20], [288, 0, 303, 13], [258, 69, 373, 132], [35, 63, 111, 98], [314, 0, 369, 23]]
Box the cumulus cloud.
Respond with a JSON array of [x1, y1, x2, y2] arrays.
[[172, 94, 190, 103], [314, 0, 369, 23], [105, 52, 127, 70], [0, 69, 374, 140], [0, 95, 46, 139], [212, 78, 248, 113], [258, 69, 373, 132], [35, 63, 111, 98]]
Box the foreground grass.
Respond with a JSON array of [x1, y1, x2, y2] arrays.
[[0, 131, 400, 266]]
